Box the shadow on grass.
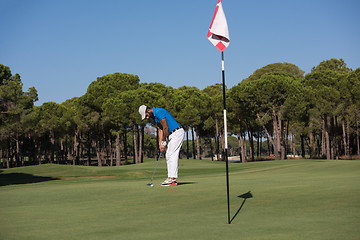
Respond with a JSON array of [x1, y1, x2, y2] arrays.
[[0, 173, 60, 187], [178, 182, 197, 186], [230, 191, 253, 224]]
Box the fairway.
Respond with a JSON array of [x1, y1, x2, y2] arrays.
[[1, 159, 359, 240]]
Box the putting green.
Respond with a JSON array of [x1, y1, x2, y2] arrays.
[[0, 159, 359, 240]]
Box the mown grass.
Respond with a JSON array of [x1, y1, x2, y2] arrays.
[[0, 158, 359, 240]]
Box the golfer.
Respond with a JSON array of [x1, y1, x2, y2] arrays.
[[139, 105, 185, 186]]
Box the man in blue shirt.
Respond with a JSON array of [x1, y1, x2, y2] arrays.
[[139, 105, 185, 186]]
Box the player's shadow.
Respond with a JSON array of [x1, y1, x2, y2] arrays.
[[230, 191, 253, 224], [177, 182, 197, 186]]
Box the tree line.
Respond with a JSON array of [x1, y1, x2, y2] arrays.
[[1, 58, 359, 168]]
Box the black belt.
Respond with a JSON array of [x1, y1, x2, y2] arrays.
[[169, 127, 182, 136]]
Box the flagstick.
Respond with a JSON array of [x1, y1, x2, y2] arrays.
[[221, 51, 231, 224]]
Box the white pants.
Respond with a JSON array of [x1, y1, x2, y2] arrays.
[[166, 128, 185, 178]]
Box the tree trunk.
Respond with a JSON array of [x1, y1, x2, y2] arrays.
[[102, 134, 107, 166], [309, 124, 315, 159], [346, 119, 350, 157], [108, 138, 113, 166], [273, 115, 280, 158], [342, 118, 348, 156], [317, 136, 321, 157], [139, 125, 144, 163], [220, 131, 225, 161], [116, 132, 121, 166], [50, 130, 55, 163], [0, 149, 3, 168], [259, 135, 263, 158], [238, 132, 246, 163], [59, 138, 64, 164], [247, 130, 254, 161], [192, 127, 196, 159], [321, 119, 326, 157], [282, 120, 289, 160], [331, 116, 336, 159], [87, 132, 91, 166], [65, 138, 70, 165], [267, 135, 271, 157], [15, 136, 22, 166], [133, 124, 138, 164], [79, 133, 83, 163], [257, 113, 278, 160], [186, 129, 190, 159], [5, 146, 10, 168], [215, 115, 220, 161], [324, 117, 331, 160], [300, 135, 305, 158], [124, 131, 128, 162], [257, 128, 261, 158], [238, 119, 246, 162], [196, 127, 201, 160], [74, 130, 79, 165], [96, 140, 102, 167], [78, 132, 83, 165], [271, 107, 281, 160], [209, 138, 214, 161], [36, 142, 41, 165], [292, 134, 296, 157], [280, 117, 286, 160], [32, 140, 37, 165], [357, 115, 360, 156]]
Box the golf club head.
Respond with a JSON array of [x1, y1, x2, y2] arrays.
[[147, 183, 154, 187]]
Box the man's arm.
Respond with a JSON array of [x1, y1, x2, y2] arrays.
[[159, 118, 169, 152]]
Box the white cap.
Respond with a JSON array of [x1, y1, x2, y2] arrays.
[[139, 105, 147, 120]]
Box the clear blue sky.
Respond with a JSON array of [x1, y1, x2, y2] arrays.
[[1, 0, 359, 106]]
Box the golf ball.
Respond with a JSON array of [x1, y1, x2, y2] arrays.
[[150, 184, 153, 187]]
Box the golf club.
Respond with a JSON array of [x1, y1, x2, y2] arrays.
[[147, 152, 162, 187]]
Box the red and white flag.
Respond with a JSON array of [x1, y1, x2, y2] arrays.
[[207, 0, 230, 52]]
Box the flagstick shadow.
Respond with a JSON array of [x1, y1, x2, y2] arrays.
[[230, 191, 253, 224]]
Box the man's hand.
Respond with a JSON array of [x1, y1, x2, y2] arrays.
[[160, 141, 167, 152]]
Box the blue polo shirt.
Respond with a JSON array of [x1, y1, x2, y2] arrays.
[[153, 107, 180, 133]]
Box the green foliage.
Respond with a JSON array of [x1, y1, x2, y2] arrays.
[[256, 72, 300, 113], [140, 82, 173, 109], [230, 72, 301, 125], [37, 102, 64, 136], [304, 61, 348, 117], [245, 62, 305, 82], [202, 84, 224, 135], [84, 73, 140, 111], [1, 58, 359, 167], [0, 66, 38, 144], [174, 86, 209, 128], [0, 64, 12, 85], [311, 58, 351, 73]]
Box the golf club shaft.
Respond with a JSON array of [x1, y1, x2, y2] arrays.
[[150, 152, 162, 183]]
